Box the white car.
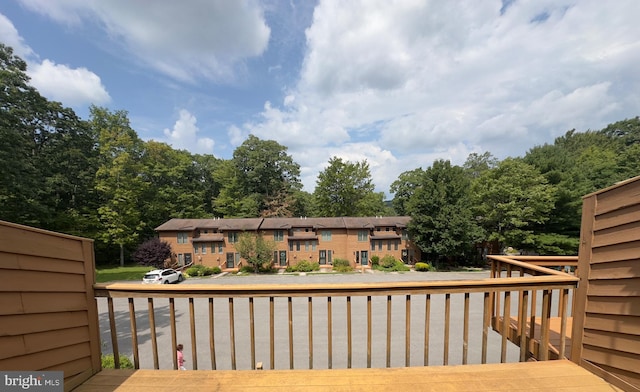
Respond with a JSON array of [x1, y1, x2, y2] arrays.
[[142, 268, 184, 284]]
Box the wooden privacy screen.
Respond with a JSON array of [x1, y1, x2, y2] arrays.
[[572, 175, 640, 392], [0, 221, 101, 392]]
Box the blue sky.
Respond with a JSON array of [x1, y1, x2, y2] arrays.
[[1, 1, 639, 196]]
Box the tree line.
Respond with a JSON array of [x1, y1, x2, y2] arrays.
[[1, 43, 638, 265]]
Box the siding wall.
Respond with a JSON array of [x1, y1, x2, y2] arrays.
[[0, 221, 101, 392], [572, 176, 640, 391]]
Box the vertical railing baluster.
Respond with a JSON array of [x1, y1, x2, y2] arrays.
[[108, 297, 120, 369], [424, 294, 430, 366], [229, 298, 236, 370], [208, 298, 217, 370], [189, 298, 198, 370], [250, 297, 255, 369], [148, 298, 159, 369], [128, 298, 139, 369], [367, 295, 372, 368], [327, 297, 333, 369], [443, 293, 450, 365], [170, 298, 177, 370], [405, 294, 411, 367], [559, 288, 569, 359], [530, 289, 537, 346], [519, 290, 529, 362], [482, 292, 489, 364], [463, 293, 469, 365], [501, 291, 511, 363], [386, 295, 392, 368], [540, 289, 552, 361], [308, 297, 313, 369], [288, 297, 294, 369], [270, 297, 275, 370], [347, 296, 352, 368], [558, 287, 566, 317]]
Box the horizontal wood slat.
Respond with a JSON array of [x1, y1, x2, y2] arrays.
[[583, 329, 640, 355], [592, 221, 640, 248], [593, 179, 640, 216], [0, 342, 92, 371], [582, 344, 640, 376], [0, 293, 25, 315], [585, 297, 640, 316], [0, 311, 88, 336], [587, 277, 640, 297], [589, 259, 640, 280], [583, 314, 639, 335], [0, 222, 87, 261], [0, 251, 86, 274], [591, 240, 640, 264], [0, 326, 90, 360], [593, 202, 640, 231], [0, 269, 87, 292]]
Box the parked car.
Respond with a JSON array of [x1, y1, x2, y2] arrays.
[[142, 268, 184, 284]]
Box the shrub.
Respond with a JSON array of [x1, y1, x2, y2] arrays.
[[293, 260, 319, 272], [285, 265, 296, 272], [132, 238, 172, 269], [185, 265, 222, 277], [239, 265, 255, 273], [414, 262, 433, 272], [101, 354, 134, 369], [370, 255, 380, 266], [379, 255, 397, 269], [332, 258, 353, 272], [393, 260, 410, 271]]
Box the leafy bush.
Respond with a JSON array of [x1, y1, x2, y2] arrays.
[[239, 265, 255, 273], [185, 264, 221, 277], [379, 255, 397, 269], [414, 262, 433, 272], [370, 255, 380, 266], [132, 238, 172, 269], [101, 354, 134, 369], [332, 258, 353, 272], [291, 260, 320, 272]]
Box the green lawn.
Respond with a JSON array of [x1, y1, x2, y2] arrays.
[[96, 265, 153, 283]]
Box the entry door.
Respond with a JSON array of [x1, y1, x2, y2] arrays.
[[319, 250, 326, 265], [360, 250, 369, 266], [226, 253, 235, 268], [279, 251, 287, 266]]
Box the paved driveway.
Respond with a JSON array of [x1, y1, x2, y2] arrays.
[[98, 270, 522, 370]]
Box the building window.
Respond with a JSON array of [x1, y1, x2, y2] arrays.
[[371, 242, 375, 251], [194, 245, 199, 254], [218, 243, 224, 254], [177, 232, 188, 244], [201, 244, 207, 254], [402, 230, 409, 241], [312, 241, 317, 251], [387, 241, 391, 251], [358, 230, 368, 242], [289, 241, 293, 251], [394, 240, 399, 251], [378, 241, 382, 251], [178, 254, 184, 264], [274, 230, 284, 242], [296, 241, 301, 251], [321, 230, 331, 241], [228, 232, 238, 243]]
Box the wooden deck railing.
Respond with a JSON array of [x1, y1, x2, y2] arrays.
[[94, 258, 578, 371], [488, 255, 579, 361]]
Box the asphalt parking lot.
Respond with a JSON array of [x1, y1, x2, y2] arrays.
[[98, 270, 522, 370]]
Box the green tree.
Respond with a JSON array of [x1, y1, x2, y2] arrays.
[[463, 152, 498, 179], [390, 168, 424, 216], [91, 106, 146, 266], [227, 135, 302, 217], [471, 158, 555, 251], [406, 160, 481, 265], [313, 157, 386, 217], [235, 232, 277, 273]]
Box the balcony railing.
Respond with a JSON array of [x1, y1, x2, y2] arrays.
[[94, 256, 579, 371]]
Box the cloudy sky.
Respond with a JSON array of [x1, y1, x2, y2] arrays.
[[1, 1, 639, 196]]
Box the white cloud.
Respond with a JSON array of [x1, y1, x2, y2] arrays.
[[18, 0, 271, 83], [0, 13, 34, 58], [28, 59, 111, 106], [163, 110, 215, 153], [238, 0, 640, 195]]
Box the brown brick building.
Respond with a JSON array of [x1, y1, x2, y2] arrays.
[[155, 216, 421, 271]]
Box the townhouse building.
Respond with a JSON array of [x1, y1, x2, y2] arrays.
[[155, 216, 421, 271]]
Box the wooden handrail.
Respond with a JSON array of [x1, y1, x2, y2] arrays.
[[95, 268, 578, 371]]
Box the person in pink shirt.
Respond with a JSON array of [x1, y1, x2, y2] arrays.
[[177, 344, 186, 370]]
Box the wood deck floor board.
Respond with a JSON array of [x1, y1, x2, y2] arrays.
[[74, 360, 621, 392]]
